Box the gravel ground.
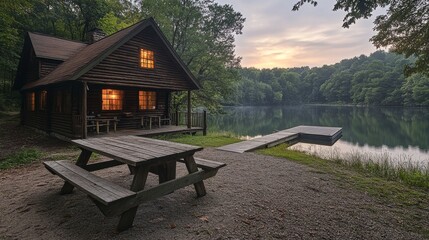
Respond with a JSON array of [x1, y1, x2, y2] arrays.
[[0, 147, 425, 240]]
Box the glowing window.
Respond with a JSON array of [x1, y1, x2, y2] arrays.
[[40, 90, 47, 110], [27, 92, 35, 111], [102, 89, 123, 110], [140, 49, 154, 69], [139, 91, 156, 110]]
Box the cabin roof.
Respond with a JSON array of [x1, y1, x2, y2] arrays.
[[28, 32, 87, 61], [21, 18, 200, 91]]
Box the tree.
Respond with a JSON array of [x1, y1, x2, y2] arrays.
[[140, 0, 245, 111], [293, 0, 429, 76]]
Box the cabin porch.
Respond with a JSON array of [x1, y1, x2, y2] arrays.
[[77, 110, 207, 138], [87, 125, 204, 138]]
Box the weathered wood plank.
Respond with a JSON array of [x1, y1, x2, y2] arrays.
[[177, 157, 226, 170], [120, 136, 202, 151], [83, 159, 124, 172], [96, 169, 216, 217], [105, 137, 179, 156], [184, 156, 206, 197], [61, 149, 92, 194], [72, 137, 202, 167], [44, 161, 135, 205], [88, 138, 162, 159], [116, 166, 149, 232], [217, 125, 342, 153]]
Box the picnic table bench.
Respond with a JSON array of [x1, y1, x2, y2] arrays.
[[43, 136, 226, 232]]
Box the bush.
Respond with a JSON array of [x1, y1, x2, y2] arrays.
[[0, 148, 43, 170]]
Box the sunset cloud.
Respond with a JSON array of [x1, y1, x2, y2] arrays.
[[216, 0, 385, 68]]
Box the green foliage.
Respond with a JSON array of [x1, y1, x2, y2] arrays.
[[0, 0, 138, 74], [0, 148, 43, 170], [0, 0, 244, 112], [155, 132, 241, 148], [258, 144, 429, 203], [233, 51, 429, 106], [140, 0, 245, 112], [293, 0, 429, 76], [0, 93, 20, 112]]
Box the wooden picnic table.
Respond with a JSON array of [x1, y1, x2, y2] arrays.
[[43, 136, 225, 232]]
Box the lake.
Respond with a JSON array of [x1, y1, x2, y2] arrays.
[[209, 105, 429, 168]]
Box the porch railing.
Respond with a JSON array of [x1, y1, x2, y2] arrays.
[[171, 110, 207, 135]]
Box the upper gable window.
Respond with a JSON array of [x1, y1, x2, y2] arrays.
[[140, 49, 154, 69]]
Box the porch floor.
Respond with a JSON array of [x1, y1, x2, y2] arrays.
[[87, 125, 204, 138]]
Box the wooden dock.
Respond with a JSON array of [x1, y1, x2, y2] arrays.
[[217, 125, 342, 153]]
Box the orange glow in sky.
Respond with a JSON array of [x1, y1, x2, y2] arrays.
[[216, 0, 385, 68]]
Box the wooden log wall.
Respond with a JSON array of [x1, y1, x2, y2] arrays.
[[22, 50, 39, 84], [22, 83, 77, 138], [87, 84, 169, 129], [80, 27, 194, 91], [21, 104, 49, 131], [39, 58, 62, 78]]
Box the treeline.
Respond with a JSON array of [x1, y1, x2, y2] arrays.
[[229, 51, 429, 106]]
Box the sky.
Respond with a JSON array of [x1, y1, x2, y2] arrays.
[[215, 0, 386, 68]]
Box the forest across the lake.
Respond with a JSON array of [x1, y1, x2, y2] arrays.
[[227, 51, 429, 107]]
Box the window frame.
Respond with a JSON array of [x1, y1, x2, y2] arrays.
[[39, 90, 47, 111], [102, 89, 124, 111], [53, 89, 71, 114], [140, 48, 155, 69], [27, 92, 35, 112], [138, 91, 157, 110]]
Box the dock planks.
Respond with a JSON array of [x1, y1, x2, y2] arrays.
[[217, 125, 342, 153]]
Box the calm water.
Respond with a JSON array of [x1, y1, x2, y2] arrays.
[[209, 105, 429, 167]]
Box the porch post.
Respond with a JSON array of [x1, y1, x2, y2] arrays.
[[187, 90, 191, 129], [82, 82, 87, 139]]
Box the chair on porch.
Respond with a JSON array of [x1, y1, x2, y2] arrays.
[[161, 115, 171, 126]]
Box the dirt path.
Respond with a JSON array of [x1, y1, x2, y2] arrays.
[[0, 147, 426, 239]]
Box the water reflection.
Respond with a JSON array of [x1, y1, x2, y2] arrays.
[[210, 105, 429, 164]]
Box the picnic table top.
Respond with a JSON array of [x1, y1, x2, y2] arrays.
[[72, 136, 203, 167]]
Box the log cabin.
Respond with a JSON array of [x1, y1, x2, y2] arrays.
[[13, 18, 202, 139]]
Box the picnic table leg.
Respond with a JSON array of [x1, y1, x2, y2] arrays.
[[96, 121, 99, 134], [107, 120, 110, 134], [61, 149, 92, 194], [117, 166, 149, 232], [158, 160, 176, 184], [184, 155, 206, 197]]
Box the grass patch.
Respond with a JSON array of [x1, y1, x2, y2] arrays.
[[259, 144, 429, 237], [0, 148, 43, 170], [0, 111, 19, 124], [155, 131, 241, 147], [337, 153, 429, 189], [258, 145, 429, 206]]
